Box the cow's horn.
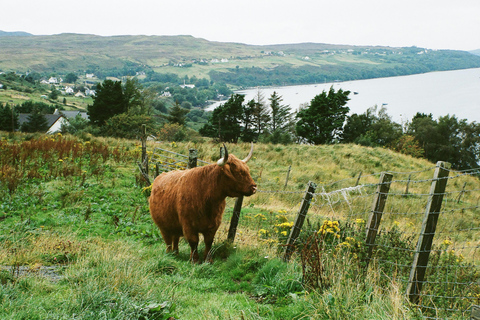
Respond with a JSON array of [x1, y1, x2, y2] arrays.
[[242, 142, 254, 163], [217, 143, 229, 166]]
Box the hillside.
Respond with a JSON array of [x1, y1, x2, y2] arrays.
[[0, 134, 479, 319], [1, 32, 480, 87]]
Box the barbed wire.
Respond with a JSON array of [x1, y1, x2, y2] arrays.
[[150, 146, 479, 319], [246, 164, 480, 319]]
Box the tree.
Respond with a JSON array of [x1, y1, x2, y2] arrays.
[[87, 80, 125, 126], [269, 91, 292, 132], [407, 113, 480, 170], [16, 101, 56, 114], [295, 87, 350, 144], [65, 73, 78, 84], [407, 113, 441, 160], [199, 94, 245, 142], [242, 99, 260, 142], [367, 107, 403, 146], [48, 85, 60, 100], [20, 108, 49, 133], [102, 113, 154, 139], [165, 101, 189, 126], [342, 106, 402, 147], [250, 90, 270, 138], [342, 111, 375, 144], [0, 104, 18, 132], [123, 78, 143, 113], [61, 114, 89, 134]]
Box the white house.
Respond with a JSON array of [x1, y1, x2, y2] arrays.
[[180, 80, 195, 89], [18, 114, 69, 134], [65, 86, 74, 94], [48, 77, 58, 84]]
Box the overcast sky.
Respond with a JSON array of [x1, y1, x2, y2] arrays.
[[3, 0, 480, 51]]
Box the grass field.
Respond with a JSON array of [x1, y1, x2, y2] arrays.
[[0, 133, 478, 319]]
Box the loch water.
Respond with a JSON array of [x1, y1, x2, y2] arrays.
[[207, 68, 480, 124]]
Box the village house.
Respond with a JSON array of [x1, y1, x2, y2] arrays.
[[65, 86, 74, 94], [18, 113, 69, 134], [54, 109, 89, 121]]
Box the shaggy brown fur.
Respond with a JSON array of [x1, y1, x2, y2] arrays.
[[149, 149, 256, 263]]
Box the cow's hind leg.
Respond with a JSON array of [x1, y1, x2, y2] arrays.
[[172, 236, 180, 255], [160, 230, 175, 253]]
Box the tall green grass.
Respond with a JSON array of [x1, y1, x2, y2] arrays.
[[1, 133, 478, 319]]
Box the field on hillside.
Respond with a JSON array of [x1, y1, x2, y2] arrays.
[[1, 133, 479, 319], [2, 34, 480, 87], [0, 87, 92, 111]]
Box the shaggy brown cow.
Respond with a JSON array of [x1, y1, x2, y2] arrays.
[[149, 143, 257, 263]]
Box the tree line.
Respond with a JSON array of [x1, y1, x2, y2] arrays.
[[1, 76, 479, 170], [198, 87, 480, 170]]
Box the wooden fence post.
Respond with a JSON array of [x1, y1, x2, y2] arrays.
[[355, 171, 363, 186], [188, 149, 197, 169], [227, 196, 244, 242], [284, 165, 292, 189], [457, 182, 467, 203], [404, 174, 412, 196], [406, 161, 451, 304], [284, 181, 317, 262], [364, 172, 393, 270], [141, 124, 147, 172]]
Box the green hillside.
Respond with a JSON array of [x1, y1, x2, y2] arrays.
[[1, 33, 480, 87], [1, 133, 479, 319]]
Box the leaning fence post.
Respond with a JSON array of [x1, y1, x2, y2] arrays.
[[355, 171, 363, 186], [284, 181, 317, 262], [406, 161, 451, 304], [457, 182, 467, 204], [364, 172, 393, 270], [404, 174, 412, 196], [141, 124, 147, 170], [227, 196, 244, 242], [284, 165, 292, 189], [188, 148, 197, 169]]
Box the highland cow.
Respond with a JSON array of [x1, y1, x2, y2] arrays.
[[149, 143, 257, 263]]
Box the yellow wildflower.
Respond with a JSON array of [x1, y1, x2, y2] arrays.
[[345, 237, 355, 243]]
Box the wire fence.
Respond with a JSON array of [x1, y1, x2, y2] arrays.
[[242, 162, 480, 319], [144, 146, 480, 318]]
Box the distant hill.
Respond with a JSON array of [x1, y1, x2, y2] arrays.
[[1, 32, 480, 87], [470, 49, 480, 56], [0, 30, 33, 37]]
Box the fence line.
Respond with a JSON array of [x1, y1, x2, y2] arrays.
[[142, 143, 479, 319], [243, 163, 480, 319]]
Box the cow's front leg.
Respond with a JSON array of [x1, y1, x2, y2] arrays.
[[184, 232, 200, 263], [203, 229, 218, 263]]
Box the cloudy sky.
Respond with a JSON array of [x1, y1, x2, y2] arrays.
[[3, 0, 480, 51]]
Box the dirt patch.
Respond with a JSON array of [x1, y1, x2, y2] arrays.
[[1, 265, 66, 282]]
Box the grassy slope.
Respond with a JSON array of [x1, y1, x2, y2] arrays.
[[2, 33, 480, 82], [0, 134, 478, 319]]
